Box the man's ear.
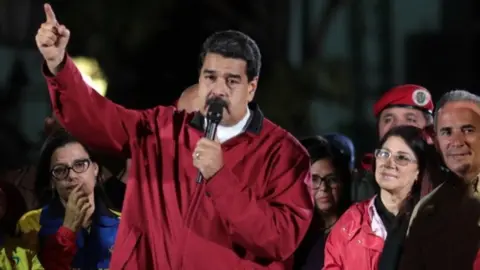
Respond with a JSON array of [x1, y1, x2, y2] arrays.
[[247, 77, 258, 102]]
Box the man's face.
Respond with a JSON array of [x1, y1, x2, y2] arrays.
[[198, 53, 257, 126], [436, 105, 480, 181], [378, 107, 428, 138]]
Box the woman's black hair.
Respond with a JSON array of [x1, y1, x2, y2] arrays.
[[300, 136, 331, 163], [300, 136, 352, 214], [35, 129, 112, 208]]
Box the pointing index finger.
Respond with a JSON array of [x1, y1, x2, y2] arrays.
[[44, 3, 57, 24]]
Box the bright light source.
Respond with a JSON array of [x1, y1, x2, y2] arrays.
[[72, 56, 108, 97]]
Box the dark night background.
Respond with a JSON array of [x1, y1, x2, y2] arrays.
[[0, 0, 479, 167]]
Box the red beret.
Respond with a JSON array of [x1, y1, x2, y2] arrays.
[[373, 84, 434, 117]]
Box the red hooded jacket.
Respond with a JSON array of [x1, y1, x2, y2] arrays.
[[43, 56, 313, 269]]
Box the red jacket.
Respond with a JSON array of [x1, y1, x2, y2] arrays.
[[44, 56, 314, 270], [323, 199, 384, 270], [42, 226, 76, 270], [475, 251, 480, 270]]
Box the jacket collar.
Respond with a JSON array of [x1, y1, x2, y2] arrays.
[[337, 199, 383, 250], [189, 102, 263, 135]]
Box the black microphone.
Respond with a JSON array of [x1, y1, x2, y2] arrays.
[[196, 99, 225, 184]]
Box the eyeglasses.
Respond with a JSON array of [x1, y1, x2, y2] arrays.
[[50, 159, 91, 180], [374, 149, 417, 166], [311, 174, 341, 190]]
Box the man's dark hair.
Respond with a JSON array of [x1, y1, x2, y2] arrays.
[[199, 30, 261, 81]]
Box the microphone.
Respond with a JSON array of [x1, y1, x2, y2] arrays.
[[196, 98, 225, 183]]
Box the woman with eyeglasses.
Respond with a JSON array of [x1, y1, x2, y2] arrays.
[[323, 125, 442, 270], [17, 130, 120, 270], [294, 136, 352, 270]]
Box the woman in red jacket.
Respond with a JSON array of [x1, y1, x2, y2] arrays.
[[323, 126, 441, 270]]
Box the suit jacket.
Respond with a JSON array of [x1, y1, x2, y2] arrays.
[[400, 177, 480, 270]]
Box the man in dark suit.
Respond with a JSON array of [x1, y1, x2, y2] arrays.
[[400, 90, 480, 270]]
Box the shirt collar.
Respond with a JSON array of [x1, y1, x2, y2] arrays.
[[367, 195, 388, 240], [207, 108, 251, 143]]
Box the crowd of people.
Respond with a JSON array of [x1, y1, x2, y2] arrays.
[[0, 3, 478, 270]]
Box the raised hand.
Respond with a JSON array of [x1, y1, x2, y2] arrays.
[[35, 3, 71, 74]]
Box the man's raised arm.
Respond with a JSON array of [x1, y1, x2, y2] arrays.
[[36, 4, 153, 155]]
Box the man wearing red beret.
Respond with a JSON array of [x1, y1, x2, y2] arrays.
[[374, 84, 434, 139], [352, 84, 436, 202]]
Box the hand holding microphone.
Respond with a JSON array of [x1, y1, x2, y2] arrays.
[[193, 98, 226, 183]]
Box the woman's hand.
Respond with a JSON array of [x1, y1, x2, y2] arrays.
[[63, 184, 92, 232]]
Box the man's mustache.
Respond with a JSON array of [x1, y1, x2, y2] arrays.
[[205, 97, 230, 113]]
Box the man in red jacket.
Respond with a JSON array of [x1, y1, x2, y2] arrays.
[[35, 4, 313, 269]]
